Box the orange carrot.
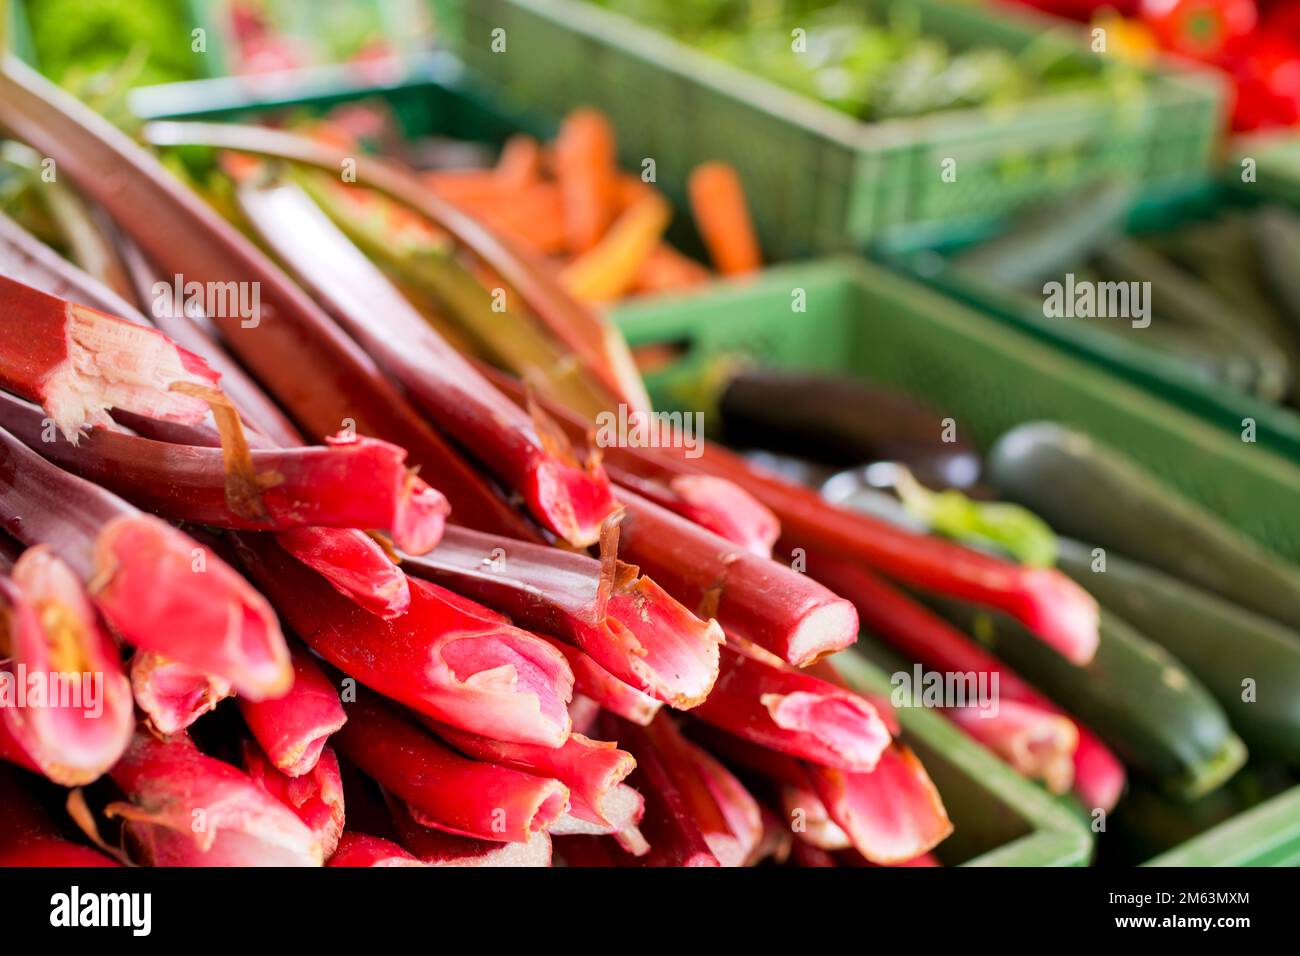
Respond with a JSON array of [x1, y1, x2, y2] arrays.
[[560, 192, 671, 303], [688, 161, 761, 275], [633, 243, 712, 295], [495, 134, 543, 190], [554, 109, 619, 254]]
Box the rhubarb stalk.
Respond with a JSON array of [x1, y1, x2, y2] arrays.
[[238, 645, 346, 777], [694, 645, 891, 772], [540, 636, 663, 725], [811, 558, 1124, 808], [616, 489, 859, 667], [0, 547, 132, 785], [233, 533, 574, 747], [335, 688, 567, 843], [401, 524, 721, 708], [0, 272, 219, 439], [242, 740, 345, 859], [235, 180, 616, 548], [424, 718, 635, 832], [106, 730, 323, 866], [0, 391, 447, 552], [0, 425, 291, 698], [601, 712, 721, 867]]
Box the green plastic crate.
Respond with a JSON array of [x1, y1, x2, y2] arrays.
[[884, 182, 1300, 463], [1229, 130, 1300, 209], [129, 52, 538, 144], [611, 256, 1300, 866], [432, 0, 1224, 258]]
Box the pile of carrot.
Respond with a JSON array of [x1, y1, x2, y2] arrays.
[[423, 108, 762, 304]]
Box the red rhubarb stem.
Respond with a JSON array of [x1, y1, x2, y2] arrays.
[[242, 740, 345, 859], [0, 273, 219, 439], [233, 532, 574, 747], [106, 730, 323, 866], [694, 645, 891, 772], [401, 525, 721, 708], [0, 391, 447, 551], [616, 490, 859, 667], [335, 688, 567, 843], [238, 644, 346, 778], [0, 547, 133, 785], [0, 424, 290, 698], [235, 182, 616, 548], [130, 651, 233, 736]]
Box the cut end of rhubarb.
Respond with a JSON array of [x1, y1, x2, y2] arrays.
[[785, 599, 860, 669], [276, 527, 411, 619], [1019, 568, 1100, 665], [44, 303, 220, 441], [131, 651, 234, 736], [527, 455, 619, 548], [393, 476, 450, 555], [762, 690, 891, 773], [0, 547, 133, 786], [605, 574, 723, 710], [437, 616, 575, 748], [948, 700, 1078, 796], [813, 746, 953, 865], [90, 515, 291, 700]]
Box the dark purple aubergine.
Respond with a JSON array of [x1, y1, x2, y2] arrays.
[[715, 368, 981, 489]]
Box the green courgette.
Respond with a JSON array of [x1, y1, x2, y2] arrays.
[[928, 597, 1246, 799], [949, 181, 1133, 287], [1093, 238, 1290, 402], [1057, 538, 1300, 766], [987, 422, 1300, 633], [1251, 205, 1300, 339]]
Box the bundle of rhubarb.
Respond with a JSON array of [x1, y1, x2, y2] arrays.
[[0, 56, 1102, 867]]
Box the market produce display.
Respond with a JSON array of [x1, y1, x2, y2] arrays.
[[0, 0, 1297, 885]]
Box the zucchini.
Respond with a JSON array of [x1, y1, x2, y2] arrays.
[[1057, 538, 1300, 765], [1251, 205, 1300, 339], [928, 597, 1246, 799], [949, 181, 1133, 287], [1093, 238, 1290, 402], [710, 367, 981, 489], [987, 422, 1300, 633]]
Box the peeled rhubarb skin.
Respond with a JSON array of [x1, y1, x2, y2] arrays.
[[238, 645, 347, 777], [0, 547, 133, 786], [107, 731, 323, 867], [694, 646, 891, 773], [236, 533, 575, 747]]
